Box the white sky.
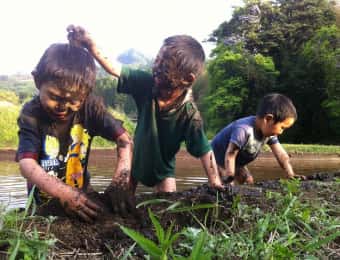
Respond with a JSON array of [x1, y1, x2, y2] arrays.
[[0, 0, 243, 75]]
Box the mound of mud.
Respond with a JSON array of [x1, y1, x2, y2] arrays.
[[29, 172, 340, 258]]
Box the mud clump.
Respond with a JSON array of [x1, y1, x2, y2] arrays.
[[31, 172, 339, 259]]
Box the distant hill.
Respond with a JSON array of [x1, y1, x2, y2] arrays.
[[117, 48, 152, 66]]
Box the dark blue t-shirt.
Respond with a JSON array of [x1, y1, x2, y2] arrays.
[[17, 95, 125, 203], [211, 116, 278, 167]]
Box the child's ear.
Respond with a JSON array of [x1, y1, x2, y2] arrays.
[[181, 73, 196, 86]]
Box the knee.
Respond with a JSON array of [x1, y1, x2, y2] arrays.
[[155, 178, 176, 192]]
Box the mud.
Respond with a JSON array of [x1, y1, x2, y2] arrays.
[[2, 171, 338, 259]]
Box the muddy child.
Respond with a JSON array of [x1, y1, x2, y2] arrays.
[[67, 25, 224, 192], [16, 43, 134, 222], [211, 93, 306, 185]]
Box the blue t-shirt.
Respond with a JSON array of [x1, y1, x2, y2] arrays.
[[211, 116, 278, 167]]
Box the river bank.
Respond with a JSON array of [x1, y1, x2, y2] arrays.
[[1, 172, 339, 259]]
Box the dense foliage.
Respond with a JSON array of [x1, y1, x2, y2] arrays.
[[205, 0, 340, 143], [1, 2, 340, 144]]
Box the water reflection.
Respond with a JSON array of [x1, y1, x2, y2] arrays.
[[0, 150, 339, 209]]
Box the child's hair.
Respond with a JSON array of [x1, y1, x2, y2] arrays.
[[158, 35, 205, 89], [256, 93, 297, 123], [32, 43, 96, 96]]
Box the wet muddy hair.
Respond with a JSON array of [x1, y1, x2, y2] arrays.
[[256, 93, 297, 123], [159, 35, 205, 89], [32, 43, 96, 96]]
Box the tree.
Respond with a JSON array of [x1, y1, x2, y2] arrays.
[[205, 44, 278, 133], [302, 26, 340, 141], [212, 0, 335, 67], [208, 0, 339, 143]]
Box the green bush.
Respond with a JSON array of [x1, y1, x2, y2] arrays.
[[0, 104, 19, 148]]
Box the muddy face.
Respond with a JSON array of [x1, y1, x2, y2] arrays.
[[39, 83, 86, 121]]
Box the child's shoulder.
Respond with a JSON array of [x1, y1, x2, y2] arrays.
[[228, 116, 256, 133], [20, 96, 42, 116], [181, 92, 201, 119]]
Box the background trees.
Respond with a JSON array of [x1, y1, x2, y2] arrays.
[[204, 0, 340, 143]]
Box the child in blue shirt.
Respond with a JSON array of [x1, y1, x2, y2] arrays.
[[211, 93, 305, 185]]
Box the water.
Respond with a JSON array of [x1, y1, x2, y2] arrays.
[[1, 149, 339, 209]]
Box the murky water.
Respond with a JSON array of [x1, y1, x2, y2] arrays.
[[1, 149, 339, 209]]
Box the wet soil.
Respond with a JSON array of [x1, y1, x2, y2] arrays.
[[24, 172, 339, 259]]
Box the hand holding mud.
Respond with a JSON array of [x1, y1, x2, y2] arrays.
[[59, 187, 102, 223], [104, 182, 138, 217], [67, 25, 95, 50]]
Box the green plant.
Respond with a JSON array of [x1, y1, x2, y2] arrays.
[[0, 187, 56, 259], [120, 208, 182, 260]]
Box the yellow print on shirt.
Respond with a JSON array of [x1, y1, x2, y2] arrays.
[[45, 135, 59, 158], [65, 124, 90, 188]]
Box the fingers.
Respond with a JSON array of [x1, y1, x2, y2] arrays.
[[72, 199, 101, 223], [76, 208, 95, 223], [222, 176, 234, 184], [118, 200, 128, 216], [66, 25, 89, 48], [111, 193, 136, 216], [289, 174, 306, 181], [85, 198, 102, 212], [295, 174, 307, 180], [126, 195, 139, 217], [66, 24, 76, 32]]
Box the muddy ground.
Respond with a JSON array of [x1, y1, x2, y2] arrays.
[[13, 172, 340, 259]]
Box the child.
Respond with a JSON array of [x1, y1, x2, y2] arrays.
[[67, 25, 224, 192], [17, 43, 134, 222], [211, 93, 306, 185]]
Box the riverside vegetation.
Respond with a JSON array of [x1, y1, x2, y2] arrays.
[[1, 0, 340, 258]]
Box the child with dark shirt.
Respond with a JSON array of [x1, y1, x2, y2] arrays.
[[211, 93, 305, 185], [17, 43, 134, 222], [67, 25, 224, 192]]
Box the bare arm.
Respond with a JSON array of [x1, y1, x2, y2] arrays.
[[200, 151, 224, 189], [104, 132, 138, 216], [270, 143, 305, 179], [224, 143, 240, 177], [19, 158, 100, 221], [112, 132, 133, 187], [66, 25, 122, 77]]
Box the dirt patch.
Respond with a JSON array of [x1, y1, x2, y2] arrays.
[[26, 172, 340, 259]]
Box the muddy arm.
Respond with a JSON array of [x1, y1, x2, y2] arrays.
[[105, 132, 138, 216], [67, 25, 122, 78], [270, 143, 305, 179], [200, 151, 224, 189], [19, 158, 100, 222], [112, 132, 133, 186]]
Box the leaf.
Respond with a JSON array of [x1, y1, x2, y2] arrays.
[[189, 230, 211, 260], [136, 199, 173, 208], [305, 231, 340, 251], [167, 203, 217, 213], [148, 209, 164, 244], [120, 225, 162, 258]]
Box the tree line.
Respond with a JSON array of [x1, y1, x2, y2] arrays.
[[1, 0, 339, 145], [200, 0, 340, 144]]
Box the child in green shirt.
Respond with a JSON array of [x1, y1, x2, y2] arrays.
[[67, 25, 224, 192]]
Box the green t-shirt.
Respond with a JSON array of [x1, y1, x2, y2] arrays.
[[117, 67, 211, 186]]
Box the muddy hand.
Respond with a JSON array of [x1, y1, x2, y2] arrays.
[[221, 175, 234, 185], [210, 181, 226, 192], [290, 174, 307, 181], [104, 183, 138, 217], [60, 189, 102, 223], [66, 25, 94, 49]]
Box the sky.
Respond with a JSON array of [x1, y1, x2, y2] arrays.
[[0, 0, 243, 75]]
